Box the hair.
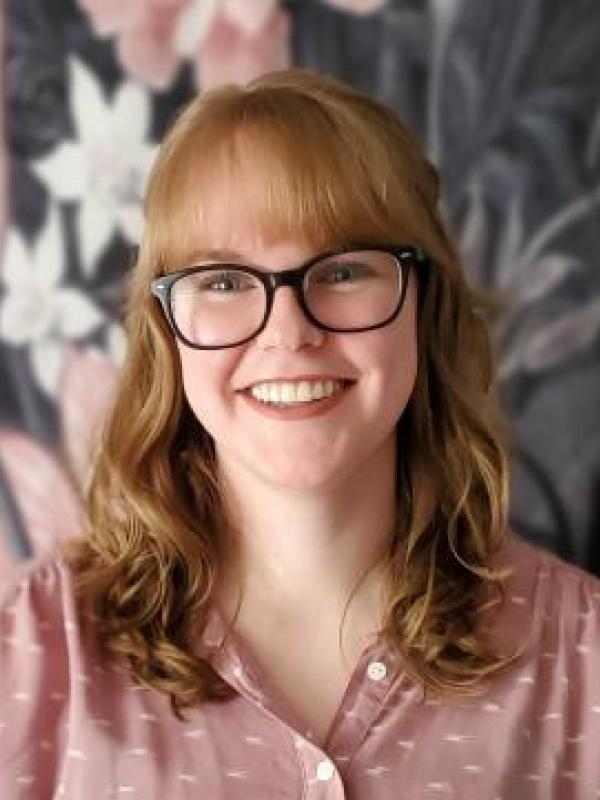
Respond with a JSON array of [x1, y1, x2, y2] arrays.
[[65, 69, 516, 716]]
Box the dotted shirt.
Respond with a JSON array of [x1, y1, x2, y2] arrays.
[[1, 535, 600, 799]]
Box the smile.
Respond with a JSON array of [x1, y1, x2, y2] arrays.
[[249, 379, 348, 405]]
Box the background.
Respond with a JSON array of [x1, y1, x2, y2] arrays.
[[0, 0, 599, 572]]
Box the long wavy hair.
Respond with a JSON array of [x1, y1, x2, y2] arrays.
[[66, 69, 516, 716]]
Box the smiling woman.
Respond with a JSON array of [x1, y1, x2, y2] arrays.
[[2, 69, 600, 799]]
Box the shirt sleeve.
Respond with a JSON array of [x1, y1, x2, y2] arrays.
[[544, 560, 600, 790], [0, 558, 72, 794], [539, 550, 600, 787]]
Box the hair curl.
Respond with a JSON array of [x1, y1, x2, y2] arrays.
[[66, 69, 516, 716]]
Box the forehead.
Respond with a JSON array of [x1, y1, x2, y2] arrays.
[[155, 127, 400, 272], [167, 179, 306, 271]]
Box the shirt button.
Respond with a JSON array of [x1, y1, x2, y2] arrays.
[[367, 661, 387, 682], [316, 760, 335, 781]]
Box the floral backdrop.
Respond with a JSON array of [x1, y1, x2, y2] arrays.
[[1, 0, 599, 573]]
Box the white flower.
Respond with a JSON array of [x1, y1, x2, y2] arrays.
[[0, 204, 104, 396], [31, 58, 157, 275]]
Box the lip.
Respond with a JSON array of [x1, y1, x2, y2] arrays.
[[238, 380, 355, 421]]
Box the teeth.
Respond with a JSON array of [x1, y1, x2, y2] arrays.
[[249, 380, 345, 404], [281, 383, 295, 402], [269, 383, 281, 402], [296, 382, 312, 401]]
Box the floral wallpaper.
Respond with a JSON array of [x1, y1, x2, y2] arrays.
[[1, 0, 599, 573]]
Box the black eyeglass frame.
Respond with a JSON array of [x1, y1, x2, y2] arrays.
[[150, 244, 428, 350]]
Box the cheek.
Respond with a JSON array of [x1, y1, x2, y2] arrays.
[[390, 282, 418, 400], [378, 330, 418, 422], [357, 283, 418, 415], [178, 346, 237, 429]]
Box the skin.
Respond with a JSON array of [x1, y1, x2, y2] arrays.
[[176, 180, 419, 654]]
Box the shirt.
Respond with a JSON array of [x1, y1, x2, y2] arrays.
[[1, 534, 600, 799]]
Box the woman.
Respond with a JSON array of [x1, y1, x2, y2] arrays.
[[2, 69, 599, 799]]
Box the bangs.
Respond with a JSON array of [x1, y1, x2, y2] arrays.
[[144, 85, 432, 273]]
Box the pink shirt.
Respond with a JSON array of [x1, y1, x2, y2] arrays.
[[1, 535, 600, 799]]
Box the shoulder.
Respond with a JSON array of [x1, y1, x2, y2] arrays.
[[0, 553, 79, 690], [499, 533, 600, 605], [0, 554, 84, 764], [0, 552, 77, 629], [489, 532, 600, 662]]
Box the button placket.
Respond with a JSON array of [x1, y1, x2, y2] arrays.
[[367, 661, 387, 682], [316, 759, 335, 781], [325, 647, 399, 759], [294, 738, 346, 796]]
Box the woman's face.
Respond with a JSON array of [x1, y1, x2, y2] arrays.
[[175, 185, 419, 493]]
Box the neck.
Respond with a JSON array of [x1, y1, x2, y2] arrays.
[[214, 442, 397, 633]]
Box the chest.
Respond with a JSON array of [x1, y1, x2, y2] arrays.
[[233, 623, 367, 748], [262, 644, 356, 746]]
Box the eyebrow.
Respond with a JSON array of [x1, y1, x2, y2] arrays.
[[184, 248, 248, 264]]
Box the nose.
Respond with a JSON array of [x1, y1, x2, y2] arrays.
[[255, 286, 325, 351]]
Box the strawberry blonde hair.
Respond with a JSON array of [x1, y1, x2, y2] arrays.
[[67, 69, 515, 715]]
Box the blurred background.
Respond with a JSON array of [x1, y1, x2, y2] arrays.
[[0, 0, 599, 572]]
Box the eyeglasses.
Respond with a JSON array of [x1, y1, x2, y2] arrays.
[[150, 245, 428, 350]]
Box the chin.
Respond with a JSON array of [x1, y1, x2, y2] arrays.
[[259, 457, 350, 493]]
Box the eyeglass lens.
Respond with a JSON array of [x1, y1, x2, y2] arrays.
[[169, 250, 404, 348]]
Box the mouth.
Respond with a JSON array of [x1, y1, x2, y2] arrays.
[[243, 378, 354, 408]]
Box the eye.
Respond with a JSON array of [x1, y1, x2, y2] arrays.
[[312, 259, 376, 286], [324, 265, 355, 283], [195, 269, 256, 293]]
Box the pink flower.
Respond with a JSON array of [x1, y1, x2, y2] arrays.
[[78, 0, 190, 89], [77, 0, 290, 90], [0, 346, 119, 563], [0, 431, 84, 560], [0, 517, 13, 571], [323, 0, 387, 13], [221, 0, 279, 36], [77, 0, 143, 37], [0, 6, 6, 242], [59, 346, 120, 480], [198, 4, 290, 88], [117, 2, 190, 90]]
